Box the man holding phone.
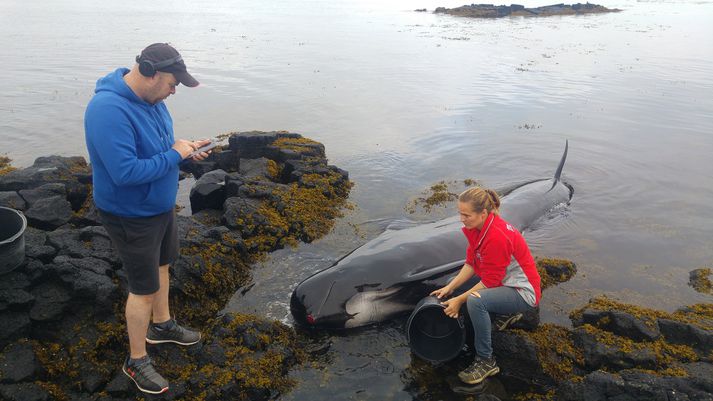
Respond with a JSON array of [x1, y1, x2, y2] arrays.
[[84, 43, 211, 395]]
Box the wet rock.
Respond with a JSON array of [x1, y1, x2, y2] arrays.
[[689, 268, 712, 295], [78, 360, 106, 393], [0, 312, 30, 345], [557, 369, 713, 400], [24, 196, 73, 230], [104, 371, 131, 396], [23, 227, 56, 263], [434, 3, 619, 19], [238, 180, 287, 201], [0, 342, 38, 383], [51, 256, 118, 308], [222, 197, 262, 233], [190, 169, 227, 213], [658, 318, 713, 357], [212, 149, 240, 172], [0, 382, 50, 401], [572, 326, 657, 370], [574, 309, 660, 342], [225, 173, 244, 198], [684, 362, 713, 392], [180, 160, 219, 179], [0, 273, 34, 311], [0, 192, 26, 210], [29, 281, 71, 322], [239, 157, 272, 180], [18, 183, 66, 208], [0, 156, 91, 211], [229, 131, 280, 158], [46, 226, 120, 268]]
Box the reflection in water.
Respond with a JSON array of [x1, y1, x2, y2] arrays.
[[3, 0, 713, 398]]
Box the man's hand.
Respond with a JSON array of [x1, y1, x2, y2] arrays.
[[172, 139, 198, 159], [190, 139, 212, 161]]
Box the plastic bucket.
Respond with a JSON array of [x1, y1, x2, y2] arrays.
[[0, 206, 27, 274], [406, 295, 465, 363]]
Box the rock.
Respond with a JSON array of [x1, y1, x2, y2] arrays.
[[0, 382, 50, 401], [658, 318, 713, 356], [225, 173, 244, 198], [50, 256, 118, 308], [228, 131, 279, 158], [78, 360, 106, 393], [222, 197, 262, 233], [0, 312, 30, 344], [190, 169, 227, 213], [46, 226, 120, 268], [572, 326, 657, 371], [180, 160, 219, 179], [683, 362, 713, 392], [71, 200, 102, 227], [24, 196, 73, 230], [238, 181, 287, 201], [29, 281, 72, 322], [0, 342, 38, 383], [557, 368, 713, 400], [18, 183, 66, 208], [23, 228, 56, 263], [575, 309, 660, 342], [0, 156, 91, 210], [239, 157, 272, 180], [104, 371, 131, 396], [212, 149, 240, 172], [0, 192, 26, 210], [689, 268, 712, 295]]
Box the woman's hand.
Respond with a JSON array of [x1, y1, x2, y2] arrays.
[[441, 296, 465, 319], [430, 286, 452, 300]]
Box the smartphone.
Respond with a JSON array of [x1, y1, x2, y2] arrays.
[[188, 142, 219, 158]]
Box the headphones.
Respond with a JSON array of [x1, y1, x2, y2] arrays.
[[136, 54, 183, 77]]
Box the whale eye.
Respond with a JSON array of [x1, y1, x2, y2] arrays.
[[306, 314, 316, 324]]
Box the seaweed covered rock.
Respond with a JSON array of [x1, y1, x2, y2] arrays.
[[187, 131, 351, 253], [434, 2, 620, 18], [0, 133, 351, 400], [690, 267, 713, 295]]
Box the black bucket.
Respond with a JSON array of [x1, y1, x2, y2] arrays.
[[0, 206, 27, 274], [406, 295, 466, 363]]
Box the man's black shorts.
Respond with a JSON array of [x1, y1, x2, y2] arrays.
[[99, 209, 179, 295]]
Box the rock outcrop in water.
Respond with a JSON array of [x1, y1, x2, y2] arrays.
[[0, 132, 351, 400], [403, 260, 713, 399], [434, 3, 620, 18]]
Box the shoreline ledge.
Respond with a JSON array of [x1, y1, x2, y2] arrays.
[[433, 3, 621, 18], [0, 131, 351, 400]]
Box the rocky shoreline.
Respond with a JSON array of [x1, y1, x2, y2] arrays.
[[1, 133, 711, 400], [432, 3, 620, 19], [0, 132, 350, 400]]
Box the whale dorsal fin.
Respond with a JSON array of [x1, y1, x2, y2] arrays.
[[548, 140, 569, 191]]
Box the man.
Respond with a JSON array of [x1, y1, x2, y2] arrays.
[[84, 43, 210, 395]]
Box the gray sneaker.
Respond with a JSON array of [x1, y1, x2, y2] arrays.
[[146, 319, 201, 346], [122, 356, 169, 394], [458, 356, 500, 385], [493, 312, 523, 331]]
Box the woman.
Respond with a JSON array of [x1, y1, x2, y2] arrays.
[[430, 186, 541, 385]]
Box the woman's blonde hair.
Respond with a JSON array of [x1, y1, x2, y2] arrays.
[[458, 186, 500, 215]]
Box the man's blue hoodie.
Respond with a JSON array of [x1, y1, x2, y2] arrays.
[[85, 68, 183, 218]]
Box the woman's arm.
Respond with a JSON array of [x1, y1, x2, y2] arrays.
[[430, 263, 475, 299]]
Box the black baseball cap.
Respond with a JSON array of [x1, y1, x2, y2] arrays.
[[137, 43, 199, 87]]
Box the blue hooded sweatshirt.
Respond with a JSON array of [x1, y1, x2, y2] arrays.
[[85, 68, 183, 217]]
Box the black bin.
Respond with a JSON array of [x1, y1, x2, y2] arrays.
[[0, 206, 27, 274], [406, 295, 465, 363]]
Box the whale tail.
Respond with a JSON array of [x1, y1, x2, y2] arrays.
[[548, 139, 568, 191]]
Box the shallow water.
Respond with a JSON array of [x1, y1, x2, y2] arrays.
[[2, 0, 712, 398]]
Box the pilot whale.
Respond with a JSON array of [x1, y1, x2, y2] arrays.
[[291, 141, 571, 329]]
